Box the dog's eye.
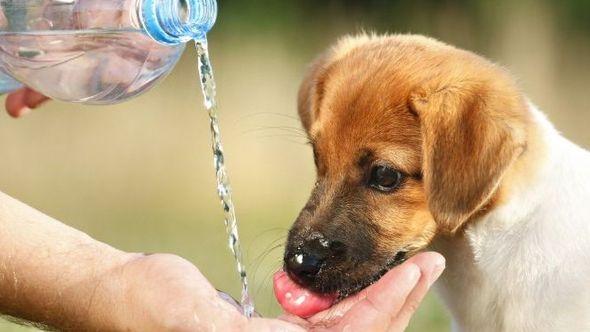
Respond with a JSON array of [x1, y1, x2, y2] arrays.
[[368, 166, 403, 192]]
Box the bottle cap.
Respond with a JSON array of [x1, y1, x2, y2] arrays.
[[142, 0, 217, 45]]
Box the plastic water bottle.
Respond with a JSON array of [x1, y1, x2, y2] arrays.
[[0, 0, 216, 104]]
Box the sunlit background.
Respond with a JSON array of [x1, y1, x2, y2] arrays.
[[1, 0, 589, 331]]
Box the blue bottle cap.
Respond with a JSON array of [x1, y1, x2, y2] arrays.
[[142, 0, 217, 45]]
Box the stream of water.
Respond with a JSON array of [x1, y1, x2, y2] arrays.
[[195, 40, 255, 318]]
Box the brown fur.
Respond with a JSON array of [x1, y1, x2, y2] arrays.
[[286, 33, 531, 294]]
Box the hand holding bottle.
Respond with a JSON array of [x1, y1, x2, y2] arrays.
[[5, 87, 48, 118], [0, 0, 216, 104]]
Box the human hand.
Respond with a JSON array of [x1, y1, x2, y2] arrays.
[[96, 252, 443, 332], [280, 252, 445, 331], [95, 253, 303, 332], [92, 253, 444, 331], [5, 87, 49, 118]]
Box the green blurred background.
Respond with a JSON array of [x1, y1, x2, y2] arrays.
[[1, 0, 589, 331]]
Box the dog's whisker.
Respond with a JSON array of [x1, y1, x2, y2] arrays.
[[246, 229, 287, 252], [241, 126, 306, 136], [251, 136, 310, 146], [251, 134, 308, 140], [249, 246, 282, 269], [249, 244, 284, 277], [253, 260, 283, 300], [234, 112, 301, 124]]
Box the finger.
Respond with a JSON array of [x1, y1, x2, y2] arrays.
[[246, 318, 306, 332], [389, 253, 445, 331], [279, 314, 310, 328], [307, 252, 444, 326], [23, 88, 49, 109], [5, 88, 29, 118], [306, 287, 370, 326], [334, 263, 421, 331], [5, 88, 48, 118], [320, 252, 445, 331]]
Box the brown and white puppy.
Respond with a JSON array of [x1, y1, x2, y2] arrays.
[[282, 34, 590, 331]]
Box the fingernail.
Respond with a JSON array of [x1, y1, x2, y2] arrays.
[[19, 107, 32, 117], [428, 258, 446, 287]]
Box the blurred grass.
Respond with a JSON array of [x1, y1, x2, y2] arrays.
[[0, 1, 589, 331]]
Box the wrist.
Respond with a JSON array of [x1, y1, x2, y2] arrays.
[[74, 251, 144, 332], [55, 248, 133, 331]]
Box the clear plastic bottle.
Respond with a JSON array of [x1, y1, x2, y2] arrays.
[[0, 0, 216, 104]]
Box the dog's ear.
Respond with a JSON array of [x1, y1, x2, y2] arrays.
[[298, 55, 330, 132], [410, 83, 527, 233]]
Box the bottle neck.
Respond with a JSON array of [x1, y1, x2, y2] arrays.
[[139, 0, 217, 45]]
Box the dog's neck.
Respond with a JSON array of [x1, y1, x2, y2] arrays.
[[470, 102, 560, 233], [431, 103, 590, 332]]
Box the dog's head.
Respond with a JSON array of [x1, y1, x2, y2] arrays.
[[284, 34, 529, 296]]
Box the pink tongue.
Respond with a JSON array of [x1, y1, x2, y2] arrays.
[[273, 271, 337, 318]]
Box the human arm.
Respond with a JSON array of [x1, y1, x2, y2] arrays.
[[0, 190, 132, 330]]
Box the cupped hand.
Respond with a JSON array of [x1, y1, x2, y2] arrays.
[[5, 87, 49, 118], [100, 252, 444, 332], [98, 253, 302, 332], [284, 252, 445, 331]]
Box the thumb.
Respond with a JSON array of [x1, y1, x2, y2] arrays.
[[389, 252, 445, 331], [334, 252, 445, 332]]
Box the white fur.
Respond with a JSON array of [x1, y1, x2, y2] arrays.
[[433, 103, 590, 332]]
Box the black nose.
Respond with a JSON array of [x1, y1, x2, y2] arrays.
[[285, 234, 346, 284]]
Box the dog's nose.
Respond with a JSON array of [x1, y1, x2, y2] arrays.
[[287, 251, 323, 281], [285, 234, 346, 284]]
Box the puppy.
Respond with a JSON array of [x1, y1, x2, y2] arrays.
[[276, 34, 590, 331]]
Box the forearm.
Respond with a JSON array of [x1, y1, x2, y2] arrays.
[[0, 190, 130, 330]]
